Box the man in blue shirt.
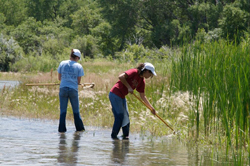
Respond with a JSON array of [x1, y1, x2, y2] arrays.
[[57, 49, 85, 132]]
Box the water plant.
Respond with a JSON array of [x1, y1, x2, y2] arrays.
[[170, 38, 250, 165]]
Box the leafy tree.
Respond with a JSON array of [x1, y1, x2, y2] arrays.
[[39, 19, 74, 58], [91, 22, 118, 56], [0, 13, 6, 29], [71, 35, 99, 59], [169, 20, 191, 46], [57, 0, 85, 27], [70, 1, 102, 35], [0, 34, 24, 71], [10, 17, 43, 55], [206, 3, 223, 30], [188, 3, 210, 33], [0, 0, 27, 26], [219, 4, 249, 41], [235, 0, 250, 31], [0, 12, 15, 36], [97, 0, 140, 51], [139, 0, 177, 47], [25, 0, 62, 21], [25, 0, 87, 25], [174, 1, 222, 39]]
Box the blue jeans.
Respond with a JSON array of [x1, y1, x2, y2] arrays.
[[109, 92, 130, 139], [58, 87, 85, 132]]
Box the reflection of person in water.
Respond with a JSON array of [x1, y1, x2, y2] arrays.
[[57, 133, 81, 165], [112, 140, 130, 164]]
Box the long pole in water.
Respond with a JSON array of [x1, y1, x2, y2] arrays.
[[132, 93, 176, 134]]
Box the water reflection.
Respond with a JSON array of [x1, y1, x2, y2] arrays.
[[58, 132, 82, 165], [112, 140, 129, 164]]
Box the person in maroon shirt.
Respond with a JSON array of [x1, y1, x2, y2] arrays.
[[109, 62, 157, 139]]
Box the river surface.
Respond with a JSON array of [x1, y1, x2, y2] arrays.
[[0, 116, 236, 166], [0, 116, 184, 166], [0, 81, 238, 166]]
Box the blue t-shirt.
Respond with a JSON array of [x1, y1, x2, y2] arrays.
[[57, 60, 84, 91]]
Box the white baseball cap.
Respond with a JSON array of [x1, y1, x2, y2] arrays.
[[142, 62, 157, 76], [73, 49, 81, 60]]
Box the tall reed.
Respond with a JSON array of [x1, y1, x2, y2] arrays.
[[170, 38, 250, 163]]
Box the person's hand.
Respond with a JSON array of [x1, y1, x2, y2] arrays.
[[128, 87, 133, 94], [150, 108, 156, 115]]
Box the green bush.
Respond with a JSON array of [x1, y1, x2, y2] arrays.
[[0, 34, 24, 71], [10, 55, 58, 72], [71, 35, 99, 59]]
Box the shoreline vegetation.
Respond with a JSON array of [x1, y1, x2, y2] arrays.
[[1, 39, 250, 165]]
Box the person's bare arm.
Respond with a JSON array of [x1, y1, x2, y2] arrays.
[[119, 73, 133, 94], [58, 73, 61, 81], [77, 77, 81, 85], [140, 92, 156, 115]]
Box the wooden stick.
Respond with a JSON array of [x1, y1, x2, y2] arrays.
[[132, 93, 175, 134], [26, 83, 60, 86], [26, 82, 95, 88]]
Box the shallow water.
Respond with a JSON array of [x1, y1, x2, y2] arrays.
[[0, 116, 237, 166], [0, 116, 179, 166], [0, 80, 19, 90]]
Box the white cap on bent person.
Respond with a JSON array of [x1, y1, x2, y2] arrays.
[[142, 62, 157, 76], [73, 49, 81, 60]]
